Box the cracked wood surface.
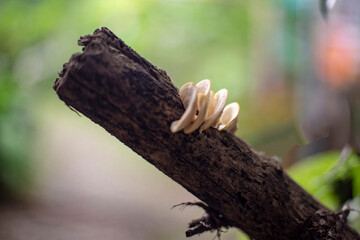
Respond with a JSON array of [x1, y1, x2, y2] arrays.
[[53, 27, 360, 240]]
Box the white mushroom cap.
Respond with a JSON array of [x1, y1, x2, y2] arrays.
[[180, 83, 195, 109], [170, 83, 198, 133], [200, 88, 228, 132], [183, 79, 211, 134], [195, 79, 211, 97], [217, 102, 240, 134]]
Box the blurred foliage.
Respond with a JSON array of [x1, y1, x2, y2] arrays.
[[0, 28, 33, 199], [0, 100, 33, 200], [288, 151, 360, 231]]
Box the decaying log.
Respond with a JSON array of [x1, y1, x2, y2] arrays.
[[53, 27, 360, 240]]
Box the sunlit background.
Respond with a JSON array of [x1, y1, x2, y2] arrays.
[[0, 0, 359, 239]]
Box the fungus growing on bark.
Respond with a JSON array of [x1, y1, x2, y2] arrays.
[[171, 80, 239, 134]]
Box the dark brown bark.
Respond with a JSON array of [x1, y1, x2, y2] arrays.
[[53, 27, 360, 240]]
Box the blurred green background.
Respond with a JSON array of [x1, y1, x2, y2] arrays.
[[0, 0, 359, 239]]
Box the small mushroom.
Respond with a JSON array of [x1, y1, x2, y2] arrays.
[[200, 88, 228, 132], [217, 102, 240, 134], [183, 79, 211, 134], [170, 83, 198, 133]]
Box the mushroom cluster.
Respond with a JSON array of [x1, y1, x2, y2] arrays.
[[170, 79, 240, 134]]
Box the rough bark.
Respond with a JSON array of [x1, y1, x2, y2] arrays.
[[53, 27, 360, 240]]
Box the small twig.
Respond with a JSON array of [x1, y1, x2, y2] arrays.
[[172, 202, 232, 238], [172, 201, 209, 211]]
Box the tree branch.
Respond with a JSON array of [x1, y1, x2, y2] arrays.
[[53, 27, 360, 240]]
